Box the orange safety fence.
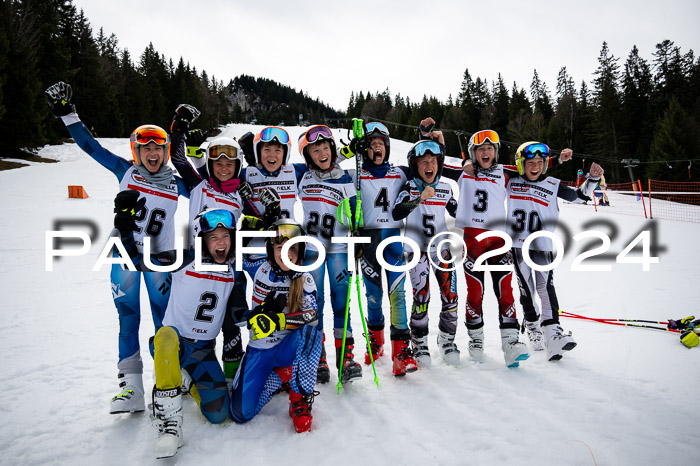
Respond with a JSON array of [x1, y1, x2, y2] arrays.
[[560, 180, 648, 219], [647, 180, 700, 223]]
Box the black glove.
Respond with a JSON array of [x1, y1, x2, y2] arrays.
[[45, 81, 76, 117], [238, 132, 256, 167], [350, 137, 368, 156], [185, 129, 208, 158], [247, 293, 288, 340], [238, 181, 254, 201], [114, 190, 145, 233], [170, 104, 201, 133], [259, 187, 281, 208]]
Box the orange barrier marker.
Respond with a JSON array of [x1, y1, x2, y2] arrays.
[[68, 185, 89, 199]]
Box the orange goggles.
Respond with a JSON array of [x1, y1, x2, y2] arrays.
[[131, 128, 169, 145], [209, 145, 239, 161], [472, 130, 499, 145]]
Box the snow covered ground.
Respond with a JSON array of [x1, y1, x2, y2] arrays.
[[1, 123, 699, 465]]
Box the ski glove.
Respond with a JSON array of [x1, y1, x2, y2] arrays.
[[680, 328, 700, 348], [240, 215, 263, 232], [186, 129, 208, 158], [259, 188, 281, 208], [170, 104, 200, 133], [339, 137, 368, 160], [668, 316, 696, 330], [238, 181, 254, 201], [336, 198, 363, 231], [238, 132, 256, 167], [45, 81, 76, 117], [248, 294, 287, 340], [114, 190, 145, 233]]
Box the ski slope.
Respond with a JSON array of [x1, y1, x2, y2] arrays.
[[1, 123, 698, 465]]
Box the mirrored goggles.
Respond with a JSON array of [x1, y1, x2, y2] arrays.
[[131, 128, 169, 145], [365, 122, 389, 137], [521, 143, 550, 158], [208, 144, 239, 161], [412, 141, 443, 157], [198, 209, 235, 233], [258, 127, 290, 144], [271, 223, 303, 244], [303, 125, 333, 144], [472, 130, 500, 145]]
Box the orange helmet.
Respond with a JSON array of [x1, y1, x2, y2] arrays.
[[129, 125, 170, 165]]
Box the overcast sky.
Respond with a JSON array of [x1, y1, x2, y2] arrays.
[[72, 0, 700, 112]]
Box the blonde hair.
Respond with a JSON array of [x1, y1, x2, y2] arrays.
[[287, 276, 304, 315]]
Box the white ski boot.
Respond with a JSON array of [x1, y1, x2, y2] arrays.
[[152, 387, 183, 459], [437, 330, 461, 366], [524, 320, 545, 351], [411, 335, 432, 368], [501, 328, 530, 367], [467, 327, 484, 361], [181, 368, 193, 396], [544, 324, 577, 361], [110, 372, 145, 414]]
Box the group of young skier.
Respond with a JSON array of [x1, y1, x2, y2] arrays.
[[45, 80, 603, 459]]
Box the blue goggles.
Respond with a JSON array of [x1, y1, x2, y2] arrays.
[[411, 141, 443, 157], [365, 122, 389, 137], [198, 209, 235, 233], [257, 127, 290, 145], [521, 143, 550, 158]]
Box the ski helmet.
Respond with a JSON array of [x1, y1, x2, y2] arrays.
[[364, 122, 391, 163], [467, 130, 500, 165], [266, 219, 306, 272], [298, 125, 337, 171], [515, 141, 550, 176], [206, 137, 241, 181], [129, 125, 170, 166], [407, 140, 444, 184], [253, 127, 291, 168], [194, 208, 236, 260]]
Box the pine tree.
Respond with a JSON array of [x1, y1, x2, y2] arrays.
[[647, 96, 700, 181]]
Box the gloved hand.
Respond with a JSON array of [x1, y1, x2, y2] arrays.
[[238, 181, 254, 201], [44, 81, 76, 117], [238, 132, 256, 167], [259, 187, 281, 208], [114, 190, 145, 233], [247, 293, 287, 340], [170, 104, 200, 133], [336, 198, 363, 231], [240, 215, 263, 231], [186, 129, 208, 158]]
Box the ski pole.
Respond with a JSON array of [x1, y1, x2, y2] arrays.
[[560, 310, 672, 326], [559, 311, 681, 333], [356, 258, 379, 387], [336, 268, 353, 393]]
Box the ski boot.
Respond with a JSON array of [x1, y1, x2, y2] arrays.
[[467, 327, 485, 361], [152, 386, 183, 459], [411, 334, 431, 368], [524, 320, 545, 351], [289, 389, 318, 433], [317, 334, 330, 384], [335, 337, 362, 384], [437, 330, 461, 366], [365, 324, 385, 365], [110, 372, 145, 414], [391, 338, 418, 377], [544, 324, 577, 361], [500, 328, 530, 367]]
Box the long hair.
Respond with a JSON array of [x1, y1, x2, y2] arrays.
[[287, 275, 304, 315]]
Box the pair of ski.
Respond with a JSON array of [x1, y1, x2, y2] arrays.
[[337, 118, 380, 393]]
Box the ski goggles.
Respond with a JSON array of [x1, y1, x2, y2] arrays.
[[365, 122, 389, 137], [256, 127, 290, 145], [271, 223, 304, 244], [198, 209, 235, 233], [411, 141, 443, 158], [298, 125, 334, 154], [208, 144, 239, 161], [131, 127, 169, 145], [471, 130, 499, 145], [519, 143, 550, 158]]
